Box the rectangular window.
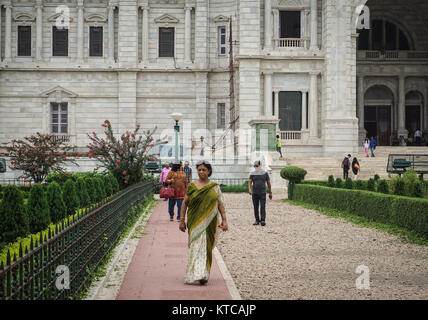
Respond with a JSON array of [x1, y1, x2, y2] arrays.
[[217, 103, 226, 129], [51, 102, 68, 134], [278, 91, 302, 131], [218, 26, 226, 55], [52, 26, 68, 56], [280, 11, 301, 38], [89, 26, 103, 57], [18, 26, 32, 56], [159, 27, 175, 57]]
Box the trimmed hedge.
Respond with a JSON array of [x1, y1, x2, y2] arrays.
[[280, 166, 307, 183], [293, 184, 428, 237]]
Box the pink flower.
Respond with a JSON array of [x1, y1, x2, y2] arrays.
[[88, 154, 93, 158], [122, 171, 127, 175], [124, 180, 128, 184], [116, 165, 119, 169], [116, 159, 120, 163], [120, 152, 123, 155]]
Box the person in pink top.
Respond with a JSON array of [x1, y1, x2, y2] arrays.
[[159, 163, 171, 200]]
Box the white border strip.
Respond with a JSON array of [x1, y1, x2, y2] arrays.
[[213, 247, 242, 300]]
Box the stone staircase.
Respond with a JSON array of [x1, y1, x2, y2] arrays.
[[284, 147, 428, 181]]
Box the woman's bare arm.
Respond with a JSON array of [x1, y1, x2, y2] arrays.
[[179, 194, 189, 232]]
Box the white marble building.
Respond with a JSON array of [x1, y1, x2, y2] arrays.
[[0, 0, 427, 166]]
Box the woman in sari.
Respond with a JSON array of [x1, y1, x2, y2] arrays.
[[179, 160, 228, 285]]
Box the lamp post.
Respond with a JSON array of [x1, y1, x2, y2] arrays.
[[170, 113, 183, 161]]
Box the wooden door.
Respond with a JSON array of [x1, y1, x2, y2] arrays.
[[377, 106, 391, 146]]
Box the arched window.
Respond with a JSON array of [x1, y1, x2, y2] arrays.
[[358, 19, 411, 51]]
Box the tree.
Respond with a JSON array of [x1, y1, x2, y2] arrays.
[[62, 180, 80, 216], [28, 184, 51, 233], [4, 132, 77, 183], [86, 120, 164, 187], [102, 175, 113, 197], [76, 177, 91, 208], [85, 177, 97, 204], [0, 185, 29, 244], [47, 182, 67, 224], [95, 177, 106, 201]]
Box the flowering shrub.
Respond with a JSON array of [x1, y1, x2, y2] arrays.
[[4, 132, 76, 183], [87, 120, 162, 187]]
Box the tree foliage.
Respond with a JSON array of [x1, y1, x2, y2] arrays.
[[4, 133, 77, 183], [86, 120, 163, 187], [0, 185, 29, 244], [28, 184, 51, 233], [47, 181, 67, 224]]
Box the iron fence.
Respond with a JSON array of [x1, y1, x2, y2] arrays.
[[0, 181, 153, 300], [215, 178, 247, 186]]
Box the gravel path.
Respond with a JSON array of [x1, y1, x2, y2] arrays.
[[216, 192, 428, 300]]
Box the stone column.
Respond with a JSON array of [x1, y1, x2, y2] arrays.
[[264, 0, 272, 50], [264, 72, 273, 117], [77, 0, 84, 61], [358, 76, 365, 130], [184, 5, 192, 62], [0, 5, 2, 62], [273, 8, 279, 38], [141, 5, 149, 62], [302, 90, 307, 130], [310, 0, 318, 50], [309, 72, 319, 137], [108, 4, 115, 61], [35, 1, 43, 61], [5, 2, 12, 61], [275, 91, 279, 124], [398, 75, 408, 138]]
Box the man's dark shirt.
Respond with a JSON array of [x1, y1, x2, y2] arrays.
[[249, 170, 270, 194]]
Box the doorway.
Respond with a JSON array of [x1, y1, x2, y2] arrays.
[[364, 105, 391, 146]]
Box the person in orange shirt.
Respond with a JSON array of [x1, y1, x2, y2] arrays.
[[352, 157, 360, 180], [166, 160, 188, 221]]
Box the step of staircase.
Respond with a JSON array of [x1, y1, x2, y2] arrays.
[[284, 146, 428, 181]]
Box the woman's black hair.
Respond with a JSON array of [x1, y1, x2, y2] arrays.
[[171, 163, 180, 172], [196, 162, 213, 177]]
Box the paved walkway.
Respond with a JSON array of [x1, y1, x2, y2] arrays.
[[116, 199, 233, 300]]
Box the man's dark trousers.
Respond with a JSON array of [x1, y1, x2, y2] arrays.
[[252, 193, 266, 222]]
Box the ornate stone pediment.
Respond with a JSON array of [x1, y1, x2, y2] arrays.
[[213, 15, 230, 23], [41, 86, 78, 99], [13, 13, 36, 22], [85, 14, 107, 23], [47, 12, 74, 23], [155, 13, 179, 24]]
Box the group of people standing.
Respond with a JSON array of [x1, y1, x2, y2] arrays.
[[158, 158, 272, 286]]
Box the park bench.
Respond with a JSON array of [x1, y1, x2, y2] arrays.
[[387, 154, 428, 180], [145, 162, 162, 173]]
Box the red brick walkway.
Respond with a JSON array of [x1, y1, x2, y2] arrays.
[[116, 199, 232, 300]]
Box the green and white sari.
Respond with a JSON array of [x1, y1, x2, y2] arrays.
[[184, 181, 223, 284]]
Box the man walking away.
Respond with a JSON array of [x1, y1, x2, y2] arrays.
[[276, 135, 283, 158], [369, 136, 376, 157], [248, 160, 272, 226], [341, 154, 351, 180], [414, 129, 422, 146], [183, 161, 192, 184]]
